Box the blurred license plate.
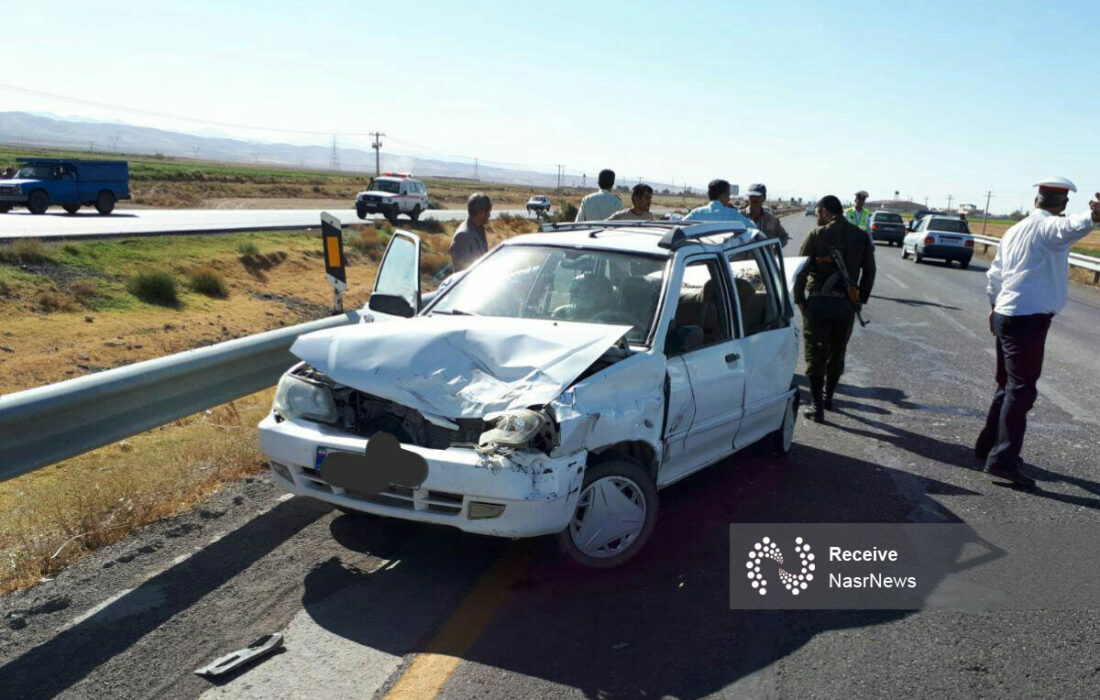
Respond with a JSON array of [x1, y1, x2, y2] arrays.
[[314, 446, 354, 472], [942, 237, 961, 245]]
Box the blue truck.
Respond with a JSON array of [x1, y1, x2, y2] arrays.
[[0, 158, 131, 215]]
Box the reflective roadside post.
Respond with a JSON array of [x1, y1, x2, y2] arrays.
[[321, 212, 347, 314]]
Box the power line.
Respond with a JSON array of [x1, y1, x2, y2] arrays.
[[370, 132, 385, 176], [0, 81, 382, 137], [329, 136, 340, 172]]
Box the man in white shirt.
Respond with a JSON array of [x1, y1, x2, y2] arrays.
[[575, 169, 622, 221], [975, 178, 1100, 487]]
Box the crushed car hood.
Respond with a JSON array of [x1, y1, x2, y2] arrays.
[[291, 315, 631, 419]]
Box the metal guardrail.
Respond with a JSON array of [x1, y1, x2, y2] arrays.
[[0, 311, 362, 483], [972, 234, 1100, 283]]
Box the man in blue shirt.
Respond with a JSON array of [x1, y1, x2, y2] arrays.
[[686, 179, 755, 227]]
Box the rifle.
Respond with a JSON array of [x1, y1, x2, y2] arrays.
[[824, 247, 869, 327]]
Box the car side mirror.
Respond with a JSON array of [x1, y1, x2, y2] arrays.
[[665, 325, 704, 355], [368, 293, 416, 318]]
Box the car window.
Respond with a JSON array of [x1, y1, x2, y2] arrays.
[[728, 246, 786, 336], [374, 234, 419, 310], [666, 258, 731, 354], [368, 179, 401, 194], [929, 218, 970, 233], [875, 213, 902, 223], [430, 246, 666, 345]]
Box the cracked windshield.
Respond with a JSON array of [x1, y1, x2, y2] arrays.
[[430, 245, 665, 344]]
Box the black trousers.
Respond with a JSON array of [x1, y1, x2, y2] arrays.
[[803, 296, 855, 378], [976, 312, 1052, 471]]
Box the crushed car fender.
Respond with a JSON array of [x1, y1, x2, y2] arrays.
[[550, 353, 665, 463]]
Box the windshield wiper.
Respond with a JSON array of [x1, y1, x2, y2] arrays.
[[432, 308, 478, 316]]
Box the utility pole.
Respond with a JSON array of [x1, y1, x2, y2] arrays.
[[474, 157, 479, 181], [924, 196, 929, 208], [370, 132, 385, 175], [556, 165, 563, 190], [981, 190, 993, 235], [946, 194, 953, 212], [329, 136, 340, 172]]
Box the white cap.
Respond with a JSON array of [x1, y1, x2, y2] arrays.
[[1033, 176, 1077, 193]]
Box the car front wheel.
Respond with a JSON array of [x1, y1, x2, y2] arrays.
[[556, 456, 658, 569], [27, 190, 49, 214], [901, 246, 910, 259]]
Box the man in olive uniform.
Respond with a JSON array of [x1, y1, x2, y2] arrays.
[[793, 195, 876, 422]]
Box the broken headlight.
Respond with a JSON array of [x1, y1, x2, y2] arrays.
[[273, 373, 337, 423], [478, 409, 547, 450]]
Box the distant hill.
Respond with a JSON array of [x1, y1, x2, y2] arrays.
[[0, 112, 687, 192]]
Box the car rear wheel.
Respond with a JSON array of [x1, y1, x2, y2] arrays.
[[959, 260, 970, 270], [556, 456, 658, 569], [62, 204, 80, 215], [0, 202, 12, 214], [27, 190, 49, 215], [94, 191, 116, 215], [901, 246, 910, 259], [914, 250, 923, 263]]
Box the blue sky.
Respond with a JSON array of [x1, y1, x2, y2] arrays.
[[4, 0, 1099, 211]]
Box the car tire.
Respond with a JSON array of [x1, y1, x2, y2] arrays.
[[27, 190, 49, 215], [556, 456, 658, 569], [768, 386, 799, 456], [62, 204, 80, 215], [0, 202, 12, 214], [356, 205, 368, 220], [94, 191, 116, 215], [960, 260, 970, 270], [385, 205, 400, 224], [409, 205, 421, 222], [914, 250, 923, 264], [901, 246, 910, 260]]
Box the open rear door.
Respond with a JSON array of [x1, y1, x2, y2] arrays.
[[364, 230, 421, 322]]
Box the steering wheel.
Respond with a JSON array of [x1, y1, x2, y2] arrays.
[[592, 309, 636, 326]]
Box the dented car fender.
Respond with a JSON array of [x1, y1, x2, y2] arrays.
[[549, 352, 666, 473]]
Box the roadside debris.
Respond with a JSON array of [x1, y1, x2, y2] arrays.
[[194, 633, 284, 678]]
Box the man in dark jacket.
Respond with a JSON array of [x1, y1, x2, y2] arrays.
[[793, 195, 876, 422]]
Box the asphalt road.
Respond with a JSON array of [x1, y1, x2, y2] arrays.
[[2, 215, 1098, 699], [0, 207, 528, 240]]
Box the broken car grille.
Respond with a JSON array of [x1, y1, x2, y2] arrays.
[[297, 467, 463, 516]]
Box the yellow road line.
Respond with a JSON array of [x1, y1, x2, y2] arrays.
[[383, 545, 532, 700]]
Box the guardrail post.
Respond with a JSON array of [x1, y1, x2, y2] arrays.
[[1094, 270, 1099, 285]]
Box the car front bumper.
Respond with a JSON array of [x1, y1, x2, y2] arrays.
[[258, 414, 586, 538], [356, 199, 393, 213], [0, 195, 28, 204], [916, 244, 973, 261]]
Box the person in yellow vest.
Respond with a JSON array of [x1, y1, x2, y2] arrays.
[[844, 190, 871, 232]]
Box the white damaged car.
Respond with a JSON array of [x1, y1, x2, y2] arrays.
[[259, 220, 803, 567]]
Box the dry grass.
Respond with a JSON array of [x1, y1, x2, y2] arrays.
[[0, 392, 272, 594]]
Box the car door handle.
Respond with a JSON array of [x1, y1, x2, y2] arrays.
[[725, 352, 740, 364]]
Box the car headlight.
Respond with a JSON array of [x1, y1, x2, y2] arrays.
[[273, 373, 337, 423], [479, 409, 547, 450]]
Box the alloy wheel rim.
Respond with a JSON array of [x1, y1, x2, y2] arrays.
[[569, 476, 647, 558]]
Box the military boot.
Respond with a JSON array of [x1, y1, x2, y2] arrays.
[[802, 376, 825, 423], [824, 375, 840, 411]]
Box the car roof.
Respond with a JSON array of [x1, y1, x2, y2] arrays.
[[502, 220, 765, 257]]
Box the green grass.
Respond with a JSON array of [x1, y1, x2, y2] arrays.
[[127, 270, 180, 307], [0, 231, 320, 311], [188, 268, 229, 298]]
